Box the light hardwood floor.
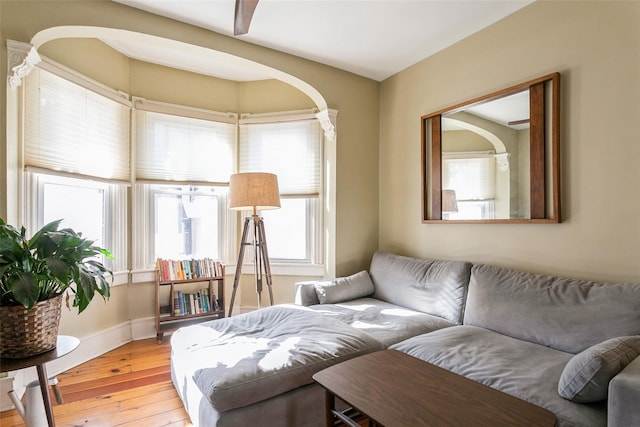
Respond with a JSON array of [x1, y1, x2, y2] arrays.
[[0, 338, 192, 427]]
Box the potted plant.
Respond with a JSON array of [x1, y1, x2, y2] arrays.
[[0, 218, 113, 358]]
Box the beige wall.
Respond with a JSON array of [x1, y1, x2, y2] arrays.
[[1, 1, 379, 335], [379, 0, 640, 282]]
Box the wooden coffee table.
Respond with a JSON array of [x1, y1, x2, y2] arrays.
[[313, 349, 557, 427]]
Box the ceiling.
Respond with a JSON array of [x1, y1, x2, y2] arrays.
[[111, 0, 533, 82]]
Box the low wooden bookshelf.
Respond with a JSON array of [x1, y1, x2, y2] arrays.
[[154, 259, 225, 343]]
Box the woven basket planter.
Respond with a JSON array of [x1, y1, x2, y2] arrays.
[[0, 294, 63, 359]]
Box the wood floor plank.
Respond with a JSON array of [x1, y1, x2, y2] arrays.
[[53, 382, 179, 420], [58, 371, 171, 403], [0, 340, 188, 427], [58, 364, 169, 393]]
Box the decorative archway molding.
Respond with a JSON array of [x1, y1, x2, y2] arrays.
[[443, 117, 509, 171], [6, 40, 41, 90], [17, 26, 337, 140]]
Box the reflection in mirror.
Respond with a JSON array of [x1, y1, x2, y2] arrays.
[[442, 89, 530, 220], [421, 73, 560, 223]]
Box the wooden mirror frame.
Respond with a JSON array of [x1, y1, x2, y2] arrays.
[[421, 73, 560, 223]]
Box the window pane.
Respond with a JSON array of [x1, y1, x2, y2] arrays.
[[153, 186, 222, 260], [42, 180, 106, 247], [260, 198, 308, 261], [446, 200, 496, 220]]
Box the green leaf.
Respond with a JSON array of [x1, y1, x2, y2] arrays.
[[78, 269, 96, 307], [29, 219, 62, 245], [7, 272, 40, 309], [74, 282, 89, 313], [44, 258, 72, 286]]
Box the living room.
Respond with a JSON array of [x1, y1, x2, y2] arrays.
[[1, 0, 639, 425]]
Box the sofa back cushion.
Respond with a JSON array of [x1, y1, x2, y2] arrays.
[[464, 264, 640, 354], [369, 251, 472, 324]]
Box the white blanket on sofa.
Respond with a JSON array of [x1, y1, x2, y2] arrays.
[[171, 304, 383, 413]]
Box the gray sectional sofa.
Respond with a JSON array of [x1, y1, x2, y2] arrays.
[[170, 251, 640, 427]]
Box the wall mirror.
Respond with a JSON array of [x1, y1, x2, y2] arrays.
[[421, 73, 560, 223]]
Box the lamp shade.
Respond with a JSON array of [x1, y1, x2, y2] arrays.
[[229, 172, 281, 211], [442, 189, 459, 213]]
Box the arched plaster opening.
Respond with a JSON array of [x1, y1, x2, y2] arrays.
[[29, 26, 335, 138], [443, 117, 507, 154], [9, 26, 338, 277]]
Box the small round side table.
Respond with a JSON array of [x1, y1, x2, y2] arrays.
[[0, 335, 80, 427]]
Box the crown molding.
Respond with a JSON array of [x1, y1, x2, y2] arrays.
[[316, 108, 338, 141]]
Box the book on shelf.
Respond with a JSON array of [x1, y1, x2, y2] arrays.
[[156, 257, 224, 281], [170, 288, 219, 316]]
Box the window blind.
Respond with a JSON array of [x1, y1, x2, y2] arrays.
[[239, 120, 322, 196], [24, 67, 131, 181], [443, 155, 496, 200], [135, 110, 236, 184]]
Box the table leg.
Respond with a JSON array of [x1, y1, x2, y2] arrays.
[[36, 363, 55, 427], [324, 389, 335, 427]]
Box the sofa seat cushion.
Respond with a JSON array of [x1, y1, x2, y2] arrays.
[[171, 304, 383, 413], [307, 297, 455, 347], [391, 326, 607, 427]]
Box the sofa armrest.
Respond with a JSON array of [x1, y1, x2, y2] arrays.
[[608, 355, 640, 427], [294, 281, 320, 306]]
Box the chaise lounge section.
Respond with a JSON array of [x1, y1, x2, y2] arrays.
[[171, 251, 640, 426], [171, 252, 471, 426]]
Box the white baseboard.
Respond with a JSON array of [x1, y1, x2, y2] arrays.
[[130, 316, 158, 341]]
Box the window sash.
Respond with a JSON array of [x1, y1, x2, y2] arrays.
[[24, 171, 128, 273], [133, 183, 232, 271]]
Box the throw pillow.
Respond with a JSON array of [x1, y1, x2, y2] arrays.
[[314, 270, 375, 304], [558, 335, 640, 403]]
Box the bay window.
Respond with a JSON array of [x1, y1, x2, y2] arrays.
[[20, 58, 326, 281]]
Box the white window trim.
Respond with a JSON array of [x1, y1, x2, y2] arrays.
[[24, 172, 129, 286], [38, 56, 131, 107]]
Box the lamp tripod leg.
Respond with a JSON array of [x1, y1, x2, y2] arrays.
[[228, 215, 275, 317], [256, 218, 274, 306], [228, 217, 251, 317]]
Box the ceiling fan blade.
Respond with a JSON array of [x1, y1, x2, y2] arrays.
[[234, 0, 259, 36]]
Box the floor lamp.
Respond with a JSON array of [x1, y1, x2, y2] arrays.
[[227, 172, 280, 317]]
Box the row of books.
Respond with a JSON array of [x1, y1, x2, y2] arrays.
[[172, 289, 221, 316], [156, 257, 224, 281]]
